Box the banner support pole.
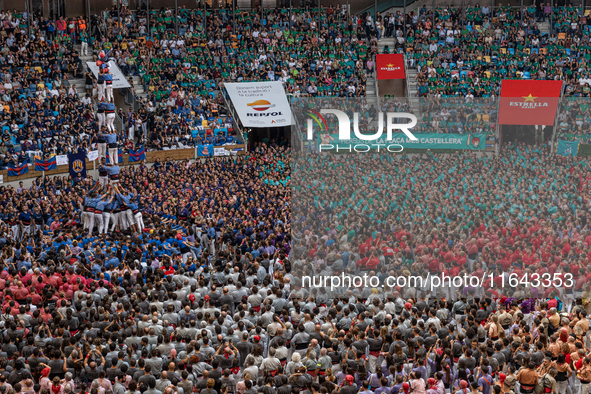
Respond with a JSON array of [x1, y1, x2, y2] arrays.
[[550, 82, 566, 155], [495, 81, 502, 156], [175, 0, 178, 34], [550, 0, 553, 29], [317, 0, 320, 36], [403, 0, 406, 51]]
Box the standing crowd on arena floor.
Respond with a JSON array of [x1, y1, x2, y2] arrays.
[[1, 3, 591, 394]]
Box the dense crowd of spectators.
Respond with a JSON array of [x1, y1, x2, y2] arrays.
[[0, 6, 590, 394], [4, 1, 591, 166], [1, 138, 591, 394]]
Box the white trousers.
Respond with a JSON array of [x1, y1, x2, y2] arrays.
[[103, 212, 111, 234], [106, 113, 116, 132], [110, 212, 119, 231], [97, 113, 105, 129], [182, 252, 193, 264], [134, 212, 144, 232], [86, 212, 94, 233], [108, 145, 118, 164], [93, 213, 104, 235], [125, 210, 134, 227], [97, 142, 107, 159], [106, 85, 113, 101], [99, 176, 109, 187], [32, 222, 42, 234], [116, 212, 127, 230], [81, 41, 88, 55], [97, 83, 105, 100], [82, 212, 90, 230], [21, 225, 30, 240]]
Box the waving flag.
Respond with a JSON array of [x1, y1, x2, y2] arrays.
[[128, 146, 146, 162], [8, 162, 29, 177], [197, 144, 214, 157], [556, 140, 580, 157], [35, 156, 57, 172], [106, 149, 123, 163], [68, 151, 87, 180]]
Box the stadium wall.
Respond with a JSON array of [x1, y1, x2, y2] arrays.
[[1, 145, 246, 182], [5, 0, 382, 18]]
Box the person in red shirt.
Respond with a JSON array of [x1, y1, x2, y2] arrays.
[[13, 281, 30, 302], [34, 275, 46, 294], [28, 287, 43, 305]]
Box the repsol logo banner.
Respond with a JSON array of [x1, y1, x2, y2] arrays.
[[246, 112, 285, 117], [224, 82, 292, 128]]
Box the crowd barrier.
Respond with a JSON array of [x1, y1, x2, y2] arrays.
[[0, 144, 247, 182]]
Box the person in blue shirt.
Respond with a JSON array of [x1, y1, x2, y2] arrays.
[[97, 99, 106, 131], [97, 71, 105, 100], [104, 71, 114, 102], [105, 101, 117, 133], [103, 189, 115, 234], [85, 192, 105, 236], [82, 181, 100, 234], [126, 188, 145, 233], [32, 206, 43, 234], [105, 250, 120, 270], [18, 205, 32, 240], [175, 233, 197, 263], [107, 163, 120, 185], [98, 157, 109, 187], [94, 193, 115, 236], [114, 185, 137, 234], [110, 198, 120, 233]]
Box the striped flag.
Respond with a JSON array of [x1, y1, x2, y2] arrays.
[[34, 156, 57, 172], [8, 162, 29, 177], [128, 146, 146, 162], [106, 149, 123, 163]]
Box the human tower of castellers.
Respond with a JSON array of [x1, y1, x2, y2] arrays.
[[82, 51, 145, 237]]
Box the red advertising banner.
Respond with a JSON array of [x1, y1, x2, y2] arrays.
[[376, 54, 406, 80], [498, 80, 563, 125]]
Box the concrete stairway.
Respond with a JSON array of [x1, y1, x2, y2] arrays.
[[68, 45, 93, 97], [377, 36, 396, 54], [538, 21, 551, 35], [130, 76, 148, 100], [68, 77, 88, 97], [366, 73, 379, 107], [405, 67, 421, 115]]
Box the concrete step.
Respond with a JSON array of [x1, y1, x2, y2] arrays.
[[538, 21, 551, 33]]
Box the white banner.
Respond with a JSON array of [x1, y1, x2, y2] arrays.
[[86, 61, 132, 89], [214, 147, 229, 156], [224, 82, 292, 128], [56, 155, 68, 166], [87, 150, 99, 161]]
